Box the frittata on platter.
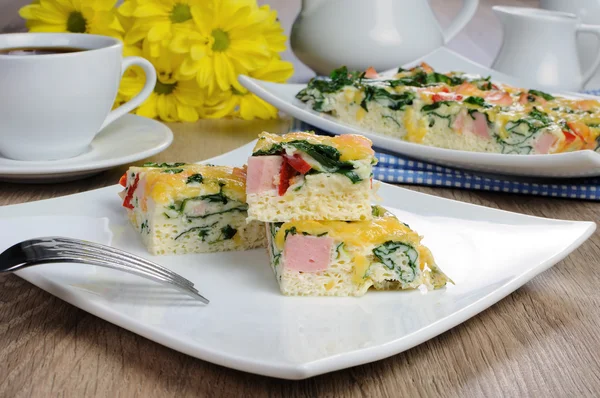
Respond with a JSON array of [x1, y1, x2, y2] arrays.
[[296, 63, 600, 155], [118, 163, 265, 255]]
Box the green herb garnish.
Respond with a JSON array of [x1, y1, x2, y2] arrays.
[[529, 89, 555, 101], [284, 226, 297, 239], [421, 101, 455, 112], [220, 225, 237, 240], [162, 168, 184, 174], [463, 96, 490, 108], [142, 162, 186, 168], [186, 173, 203, 184], [360, 87, 415, 111], [373, 241, 419, 283], [252, 143, 283, 156]]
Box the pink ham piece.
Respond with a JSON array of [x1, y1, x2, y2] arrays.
[[246, 156, 283, 194], [453, 110, 490, 139], [534, 133, 557, 154], [471, 111, 491, 139], [184, 201, 207, 217], [452, 110, 471, 133], [283, 235, 333, 272]]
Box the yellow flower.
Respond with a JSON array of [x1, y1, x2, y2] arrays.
[[257, 5, 286, 54], [120, 0, 197, 58], [203, 57, 293, 120], [117, 41, 204, 122], [20, 0, 124, 39], [171, 0, 274, 96]]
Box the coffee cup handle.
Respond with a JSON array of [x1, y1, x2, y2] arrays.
[[577, 24, 600, 85], [99, 56, 157, 131]]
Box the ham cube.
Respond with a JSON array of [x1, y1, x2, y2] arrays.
[[283, 235, 333, 272], [246, 156, 283, 194]]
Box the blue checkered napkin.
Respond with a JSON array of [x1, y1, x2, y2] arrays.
[[288, 118, 600, 201]]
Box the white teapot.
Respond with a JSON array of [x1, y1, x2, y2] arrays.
[[539, 0, 600, 89], [290, 0, 479, 76], [491, 6, 600, 91]]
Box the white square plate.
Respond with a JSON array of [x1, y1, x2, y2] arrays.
[[0, 142, 595, 379], [239, 47, 600, 179]]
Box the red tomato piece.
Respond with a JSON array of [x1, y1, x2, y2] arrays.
[[122, 174, 139, 209], [278, 161, 294, 196], [284, 154, 312, 174], [119, 173, 127, 187], [432, 92, 463, 102], [364, 66, 379, 79], [563, 130, 577, 145]]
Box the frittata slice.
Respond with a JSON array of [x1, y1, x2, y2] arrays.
[[265, 205, 451, 297], [118, 162, 265, 255], [296, 63, 600, 155], [246, 131, 377, 222]]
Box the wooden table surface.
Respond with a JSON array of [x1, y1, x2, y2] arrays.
[[2, 0, 600, 396]]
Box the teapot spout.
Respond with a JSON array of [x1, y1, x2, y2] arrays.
[[300, 0, 326, 14]]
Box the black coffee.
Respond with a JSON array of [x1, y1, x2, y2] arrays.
[[0, 47, 87, 55]]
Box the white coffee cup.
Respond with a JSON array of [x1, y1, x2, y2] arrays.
[[0, 33, 156, 161]]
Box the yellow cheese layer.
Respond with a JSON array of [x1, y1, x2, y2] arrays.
[[403, 107, 428, 143], [132, 164, 247, 205], [275, 208, 421, 284], [253, 131, 374, 162]]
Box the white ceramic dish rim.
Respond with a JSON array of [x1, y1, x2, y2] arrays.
[[0, 114, 173, 175], [4, 142, 596, 379]]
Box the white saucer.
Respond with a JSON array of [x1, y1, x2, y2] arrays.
[[0, 114, 173, 183]]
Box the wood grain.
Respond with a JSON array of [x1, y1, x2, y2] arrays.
[[2, 0, 599, 396]]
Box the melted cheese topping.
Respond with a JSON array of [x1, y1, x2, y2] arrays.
[[403, 107, 428, 143], [253, 131, 374, 162], [275, 211, 422, 284], [131, 164, 246, 205]]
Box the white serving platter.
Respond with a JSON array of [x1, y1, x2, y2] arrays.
[[0, 142, 595, 379], [239, 47, 600, 179]]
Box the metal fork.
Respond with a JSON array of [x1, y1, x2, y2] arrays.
[[0, 237, 209, 304]]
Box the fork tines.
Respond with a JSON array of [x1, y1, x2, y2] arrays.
[[18, 237, 209, 304]]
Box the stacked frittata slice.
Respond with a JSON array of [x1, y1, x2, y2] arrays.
[[246, 131, 451, 296], [265, 206, 450, 296], [118, 163, 265, 255], [246, 132, 376, 222]]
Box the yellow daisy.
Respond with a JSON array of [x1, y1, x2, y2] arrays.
[[118, 41, 204, 122], [20, 0, 124, 39], [257, 5, 286, 54], [120, 0, 197, 58], [171, 0, 272, 96], [203, 57, 293, 120]]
